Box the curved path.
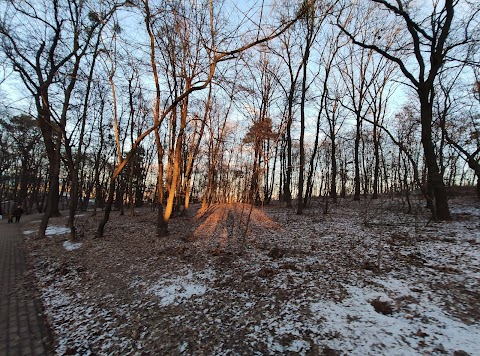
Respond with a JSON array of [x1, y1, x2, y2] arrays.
[[0, 216, 52, 355]]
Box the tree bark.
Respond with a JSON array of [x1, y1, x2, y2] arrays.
[[419, 90, 451, 220], [353, 113, 362, 201]]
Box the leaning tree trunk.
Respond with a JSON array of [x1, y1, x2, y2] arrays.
[[96, 177, 116, 238], [38, 156, 61, 238], [37, 124, 62, 238]]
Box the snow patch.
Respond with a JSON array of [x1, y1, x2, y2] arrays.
[[27, 198, 480, 354], [310, 282, 480, 355], [63, 240, 83, 251], [41, 286, 133, 354], [46, 226, 71, 236], [23, 225, 71, 236], [142, 269, 215, 306]]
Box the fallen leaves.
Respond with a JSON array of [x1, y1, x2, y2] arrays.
[[22, 195, 480, 355]]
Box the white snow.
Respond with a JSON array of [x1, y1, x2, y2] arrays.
[[35, 263, 138, 355], [63, 240, 83, 251], [28, 198, 480, 355], [309, 281, 480, 355], [46, 226, 71, 236], [141, 268, 215, 306], [24, 225, 71, 237]]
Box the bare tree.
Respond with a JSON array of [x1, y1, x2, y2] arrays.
[[0, 0, 121, 238], [442, 75, 480, 197], [296, 0, 337, 214], [0, 115, 42, 211], [268, 0, 309, 208], [338, 0, 479, 219], [95, 0, 302, 237]]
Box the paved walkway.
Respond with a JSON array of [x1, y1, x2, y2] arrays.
[[0, 217, 52, 356]]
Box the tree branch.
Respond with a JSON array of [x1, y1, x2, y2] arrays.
[[336, 23, 419, 87]]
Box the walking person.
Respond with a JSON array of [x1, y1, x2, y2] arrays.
[[12, 205, 24, 223]]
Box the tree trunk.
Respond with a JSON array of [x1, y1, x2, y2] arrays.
[[354, 114, 361, 201], [372, 124, 380, 199], [96, 177, 116, 238], [419, 91, 451, 220], [38, 147, 61, 239], [68, 172, 80, 240], [284, 102, 293, 208], [330, 138, 337, 203], [249, 143, 260, 204], [305, 108, 322, 207]]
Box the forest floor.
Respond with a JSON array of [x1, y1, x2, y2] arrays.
[[22, 194, 480, 355]]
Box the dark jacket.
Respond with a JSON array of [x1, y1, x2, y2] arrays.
[[12, 207, 24, 217]]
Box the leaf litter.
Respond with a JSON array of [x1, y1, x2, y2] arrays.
[[22, 196, 480, 355]]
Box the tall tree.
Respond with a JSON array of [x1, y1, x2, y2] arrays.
[[339, 0, 479, 219], [0, 115, 42, 210], [95, 0, 302, 237], [0, 0, 120, 237], [296, 0, 335, 214]]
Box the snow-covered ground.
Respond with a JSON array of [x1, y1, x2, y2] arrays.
[[23, 196, 480, 355], [24, 225, 71, 237]]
